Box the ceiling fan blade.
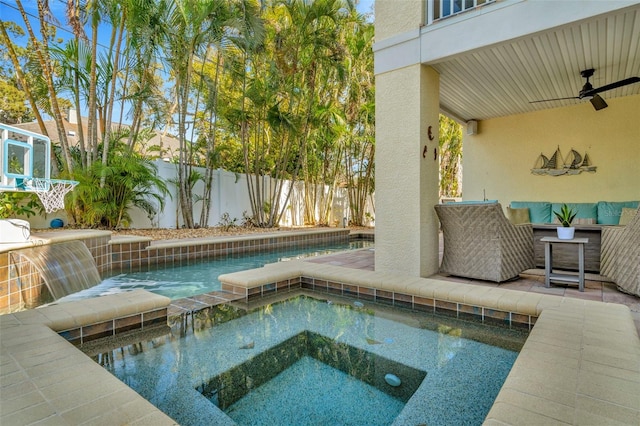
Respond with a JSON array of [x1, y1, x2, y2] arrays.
[[590, 94, 608, 111], [529, 96, 579, 104], [582, 76, 640, 97]]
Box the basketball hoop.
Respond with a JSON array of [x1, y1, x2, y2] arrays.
[[29, 178, 78, 214]]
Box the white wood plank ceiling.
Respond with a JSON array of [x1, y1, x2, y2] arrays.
[[431, 5, 640, 121]]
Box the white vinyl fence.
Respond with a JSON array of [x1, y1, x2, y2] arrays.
[[131, 160, 375, 228], [28, 160, 374, 229]]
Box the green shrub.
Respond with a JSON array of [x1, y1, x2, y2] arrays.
[[0, 191, 42, 219]]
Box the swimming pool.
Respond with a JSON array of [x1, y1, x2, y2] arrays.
[[58, 241, 371, 302], [94, 295, 525, 425]]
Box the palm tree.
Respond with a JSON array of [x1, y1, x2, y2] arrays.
[[119, 0, 169, 150], [3, 0, 378, 229], [12, 0, 74, 173], [192, 48, 227, 227], [227, 0, 346, 227], [162, 0, 228, 228], [0, 21, 49, 134], [50, 40, 91, 168], [67, 134, 169, 228]]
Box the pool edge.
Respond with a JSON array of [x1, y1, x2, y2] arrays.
[[1, 262, 638, 425]]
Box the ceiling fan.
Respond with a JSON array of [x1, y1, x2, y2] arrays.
[[530, 68, 640, 111]]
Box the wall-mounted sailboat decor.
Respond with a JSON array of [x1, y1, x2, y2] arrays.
[[531, 147, 596, 176]]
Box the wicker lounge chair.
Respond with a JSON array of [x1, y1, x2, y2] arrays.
[[434, 202, 535, 282], [600, 207, 640, 296]]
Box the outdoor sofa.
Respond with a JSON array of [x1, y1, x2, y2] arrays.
[[508, 200, 639, 225], [508, 200, 639, 273], [600, 206, 640, 296]]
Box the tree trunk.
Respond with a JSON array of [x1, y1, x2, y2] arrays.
[[86, 18, 99, 168], [0, 22, 49, 139], [14, 0, 74, 173], [100, 14, 125, 187]]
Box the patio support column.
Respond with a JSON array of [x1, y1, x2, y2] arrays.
[[375, 64, 440, 277]]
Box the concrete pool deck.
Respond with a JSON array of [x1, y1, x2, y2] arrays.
[[0, 290, 177, 425], [1, 235, 639, 425]]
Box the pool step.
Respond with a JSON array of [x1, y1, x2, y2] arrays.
[[168, 290, 245, 316]]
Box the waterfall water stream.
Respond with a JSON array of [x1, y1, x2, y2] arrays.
[[17, 241, 101, 300]]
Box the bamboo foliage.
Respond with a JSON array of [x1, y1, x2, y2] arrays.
[[160, 0, 239, 228], [2, 0, 380, 228], [439, 116, 463, 198], [221, 0, 373, 227], [342, 9, 374, 227]]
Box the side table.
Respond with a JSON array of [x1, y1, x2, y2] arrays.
[[540, 236, 589, 292]]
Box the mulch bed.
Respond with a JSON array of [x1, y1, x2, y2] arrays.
[[34, 226, 371, 241]]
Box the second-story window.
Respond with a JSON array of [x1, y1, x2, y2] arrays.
[[429, 0, 495, 24]]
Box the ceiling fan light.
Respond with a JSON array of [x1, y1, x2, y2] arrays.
[[590, 94, 608, 111]]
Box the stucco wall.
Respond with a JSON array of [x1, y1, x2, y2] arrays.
[[375, 64, 440, 277], [375, 0, 423, 40], [462, 94, 640, 205]]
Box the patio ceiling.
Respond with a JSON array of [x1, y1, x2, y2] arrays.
[[431, 5, 640, 122]]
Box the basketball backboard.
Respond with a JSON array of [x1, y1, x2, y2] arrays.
[[0, 123, 51, 192]]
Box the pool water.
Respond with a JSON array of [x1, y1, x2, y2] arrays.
[[225, 356, 405, 426], [198, 329, 426, 424], [58, 241, 371, 301], [96, 296, 524, 425]]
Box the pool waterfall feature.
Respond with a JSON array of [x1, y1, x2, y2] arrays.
[[13, 240, 101, 301], [0, 228, 351, 314]]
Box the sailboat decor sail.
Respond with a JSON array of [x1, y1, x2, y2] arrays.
[[531, 147, 596, 176]]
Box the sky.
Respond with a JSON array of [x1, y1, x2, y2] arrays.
[[1, 0, 375, 55], [357, 0, 375, 16], [1, 0, 375, 30]]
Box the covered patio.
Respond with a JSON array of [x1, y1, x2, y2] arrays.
[[373, 0, 640, 280], [372, 1, 640, 423]]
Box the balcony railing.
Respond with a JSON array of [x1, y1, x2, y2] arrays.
[[427, 0, 497, 25]]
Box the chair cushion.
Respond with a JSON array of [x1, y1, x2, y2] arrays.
[[618, 207, 638, 226], [597, 201, 640, 224], [574, 218, 597, 225], [510, 201, 551, 223], [507, 207, 530, 224]]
